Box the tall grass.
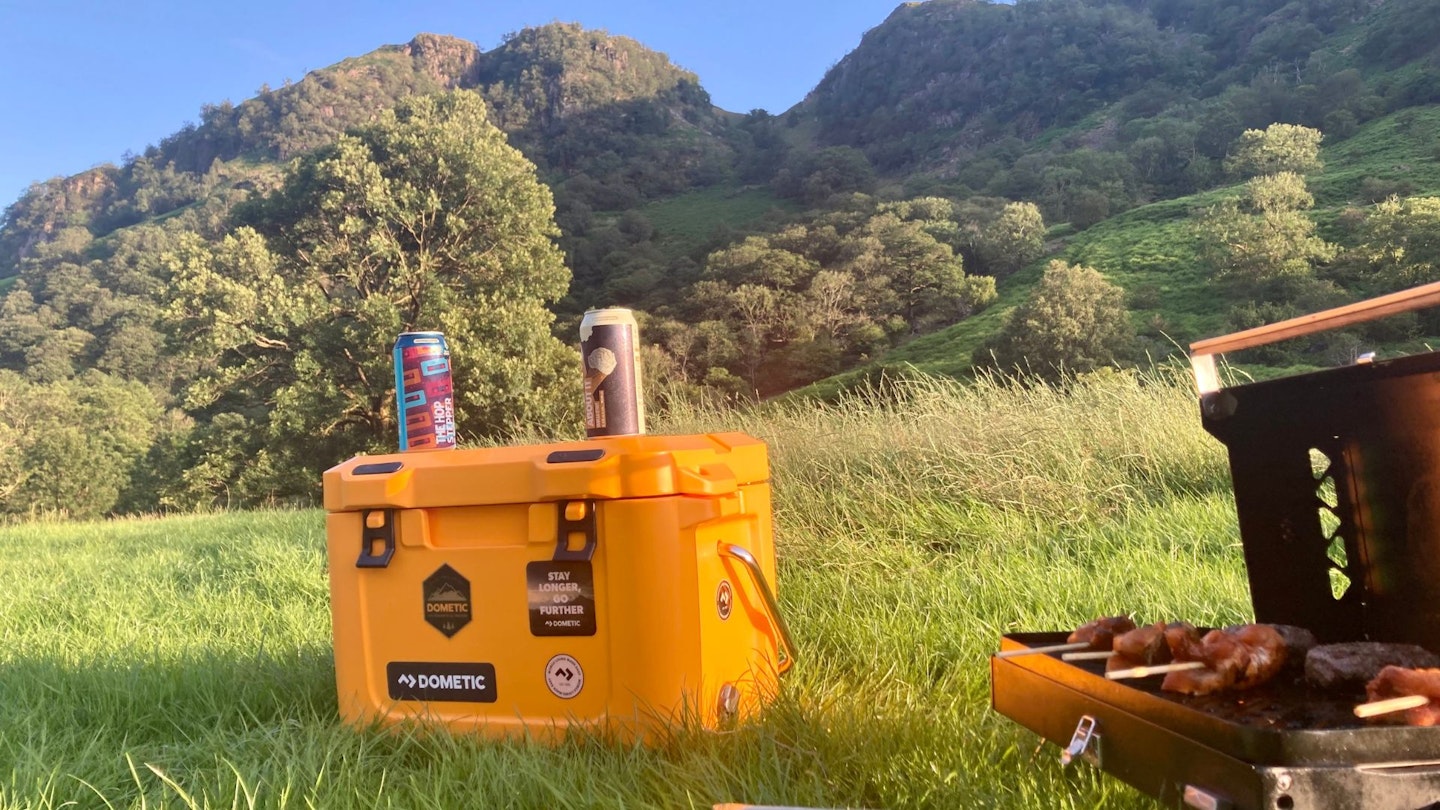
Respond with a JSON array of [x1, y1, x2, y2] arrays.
[[0, 371, 1251, 808]]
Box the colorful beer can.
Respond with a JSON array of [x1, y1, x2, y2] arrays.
[[393, 331, 455, 451], [580, 308, 645, 437]]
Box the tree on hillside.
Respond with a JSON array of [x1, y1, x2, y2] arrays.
[[967, 201, 1047, 277], [1224, 123, 1324, 179], [0, 370, 160, 519], [1194, 171, 1336, 293], [974, 259, 1135, 382], [676, 196, 995, 395], [164, 90, 578, 507], [1352, 195, 1440, 289], [772, 147, 877, 206]]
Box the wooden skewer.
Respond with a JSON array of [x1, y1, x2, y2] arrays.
[[1106, 661, 1206, 680], [1062, 650, 1117, 661], [1355, 695, 1430, 718], [995, 642, 1091, 659]]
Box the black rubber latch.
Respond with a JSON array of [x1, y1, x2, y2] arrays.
[[546, 449, 605, 464], [357, 509, 396, 568], [554, 500, 598, 561], [354, 461, 404, 475]]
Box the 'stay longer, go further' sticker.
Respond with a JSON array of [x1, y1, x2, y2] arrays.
[[526, 560, 596, 636]]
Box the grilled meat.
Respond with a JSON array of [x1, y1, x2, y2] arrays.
[[1306, 642, 1440, 690], [1363, 666, 1440, 726], [1162, 624, 1288, 695], [1106, 621, 1203, 673], [1225, 623, 1317, 668], [1068, 615, 1138, 650], [1113, 622, 1170, 664]]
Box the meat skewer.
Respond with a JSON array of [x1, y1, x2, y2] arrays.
[[1357, 665, 1440, 725], [1107, 661, 1206, 680], [1161, 623, 1288, 695], [1062, 650, 1118, 661], [1355, 695, 1430, 719], [995, 642, 1090, 659], [1103, 621, 1202, 674], [1068, 615, 1137, 648], [995, 615, 1136, 659]]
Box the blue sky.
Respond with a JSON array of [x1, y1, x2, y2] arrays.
[[0, 0, 911, 209]]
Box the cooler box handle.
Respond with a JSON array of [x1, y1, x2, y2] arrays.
[[1189, 280, 1440, 393], [719, 542, 796, 674]]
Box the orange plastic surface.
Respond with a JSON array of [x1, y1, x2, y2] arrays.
[[324, 432, 783, 743]]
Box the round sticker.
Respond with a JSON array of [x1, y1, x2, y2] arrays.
[[716, 580, 733, 621], [545, 654, 584, 699]]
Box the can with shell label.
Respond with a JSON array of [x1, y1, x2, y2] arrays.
[[580, 308, 645, 437], [393, 331, 455, 451]]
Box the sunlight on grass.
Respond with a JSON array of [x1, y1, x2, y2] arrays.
[[0, 371, 1242, 808]]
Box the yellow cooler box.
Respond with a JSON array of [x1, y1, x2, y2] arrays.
[[322, 432, 792, 741]]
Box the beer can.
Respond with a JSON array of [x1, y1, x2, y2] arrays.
[[580, 308, 645, 437], [392, 331, 456, 451]]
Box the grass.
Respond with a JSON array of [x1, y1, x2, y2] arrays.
[[642, 186, 797, 258], [0, 369, 1248, 808]]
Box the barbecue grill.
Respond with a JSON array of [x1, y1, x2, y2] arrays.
[[991, 282, 1440, 810]]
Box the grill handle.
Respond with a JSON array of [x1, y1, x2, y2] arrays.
[[1189, 280, 1440, 393], [719, 542, 796, 674]]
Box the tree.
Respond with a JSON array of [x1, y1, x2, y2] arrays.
[[855, 212, 994, 331], [975, 260, 1135, 381], [165, 90, 579, 507], [1194, 172, 1336, 292], [0, 370, 160, 519], [1353, 195, 1440, 288], [772, 147, 877, 205], [970, 201, 1046, 277], [1224, 124, 1324, 179]]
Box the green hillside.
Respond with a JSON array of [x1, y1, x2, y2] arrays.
[[8, 0, 1440, 517], [843, 104, 1440, 385]]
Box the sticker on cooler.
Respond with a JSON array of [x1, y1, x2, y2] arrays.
[[545, 654, 584, 699], [424, 564, 472, 638], [387, 662, 496, 702], [526, 560, 596, 636], [716, 580, 733, 621]]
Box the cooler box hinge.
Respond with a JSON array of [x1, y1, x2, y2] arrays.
[[357, 508, 397, 568], [554, 499, 598, 561]]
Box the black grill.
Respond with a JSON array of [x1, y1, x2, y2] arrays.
[[992, 289, 1440, 810]]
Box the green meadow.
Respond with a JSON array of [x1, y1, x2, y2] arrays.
[[1, 369, 1251, 809]]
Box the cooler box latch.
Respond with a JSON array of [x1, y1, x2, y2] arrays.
[[357, 508, 397, 568], [554, 500, 598, 561]]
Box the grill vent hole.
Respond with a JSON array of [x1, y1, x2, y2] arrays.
[[1329, 567, 1352, 599], [1326, 531, 1347, 568], [1310, 448, 1350, 600]]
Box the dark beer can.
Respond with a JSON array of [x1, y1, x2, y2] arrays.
[[580, 308, 645, 437], [392, 331, 455, 451]]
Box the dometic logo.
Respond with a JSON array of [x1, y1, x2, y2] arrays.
[[423, 564, 471, 638], [387, 662, 496, 703], [716, 580, 734, 621]]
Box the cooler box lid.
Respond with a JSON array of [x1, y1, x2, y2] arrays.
[[323, 431, 768, 511]]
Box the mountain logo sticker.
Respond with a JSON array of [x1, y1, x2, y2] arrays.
[[423, 564, 472, 638]]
